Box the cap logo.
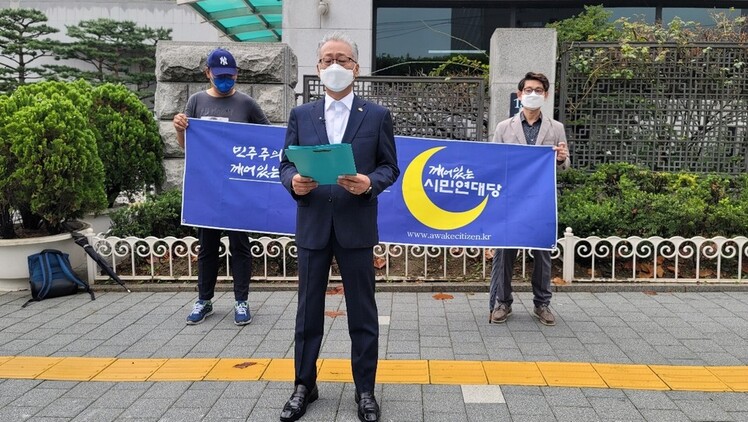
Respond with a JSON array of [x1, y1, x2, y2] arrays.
[[220, 56, 228, 66]]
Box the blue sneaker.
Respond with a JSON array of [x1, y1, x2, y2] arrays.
[[186, 300, 213, 325], [234, 301, 252, 326]]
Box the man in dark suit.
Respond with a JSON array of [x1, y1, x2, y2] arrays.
[[279, 32, 399, 422]]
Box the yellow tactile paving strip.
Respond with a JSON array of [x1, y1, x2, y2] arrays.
[[0, 356, 745, 392], [92, 358, 167, 382], [40, 357, 116, 382], [483, 361, 545, 386], [538, 362, 607, 388], [592, 363, 669, 391], [205, 358, 270, 381], [430, 360, 487, 385], [707, 366, 748, 392], [377, 360, 429, 384]]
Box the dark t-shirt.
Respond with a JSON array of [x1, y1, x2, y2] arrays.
[[185, 90, 270, 124]]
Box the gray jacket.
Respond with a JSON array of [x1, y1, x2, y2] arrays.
[[492, 113, 570, 170]]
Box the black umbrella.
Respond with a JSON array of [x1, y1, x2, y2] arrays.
[[67, 227, 131, 293]]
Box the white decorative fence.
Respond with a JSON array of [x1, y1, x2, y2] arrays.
[[84, 229, 748, 284]]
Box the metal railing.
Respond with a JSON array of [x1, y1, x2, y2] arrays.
[[558, 42, 748, 173], [303, 75, 488, 142], [84, 229, 748, 284]]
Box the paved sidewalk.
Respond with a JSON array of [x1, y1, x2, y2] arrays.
[[0, 289, 747, 421]]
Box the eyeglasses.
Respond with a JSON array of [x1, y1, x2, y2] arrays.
[[318, 56, 357, 67], [522, 88, 546, 95]]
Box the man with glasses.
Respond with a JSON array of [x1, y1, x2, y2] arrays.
[[489, 72, 569, 327], [279, 31, 399, 422]]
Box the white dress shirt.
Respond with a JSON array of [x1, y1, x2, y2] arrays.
[[324, 92, 353, 144]]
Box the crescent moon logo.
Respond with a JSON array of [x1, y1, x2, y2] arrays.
[[402, 146, 489, 230]]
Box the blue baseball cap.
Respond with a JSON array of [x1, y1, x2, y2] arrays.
[[207, 48, 237, 76]]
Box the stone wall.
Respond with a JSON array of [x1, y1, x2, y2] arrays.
[[154, 41, 297, 190]]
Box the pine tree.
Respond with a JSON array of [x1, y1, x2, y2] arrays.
[[0, 8, 62, 93], [48, 18, 171, 104]]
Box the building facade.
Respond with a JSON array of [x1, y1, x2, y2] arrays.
[[281, 0, 747, 91], [2, 0, 222, 42], [372, 1, 748, 66], [6, 1, 745, 94]]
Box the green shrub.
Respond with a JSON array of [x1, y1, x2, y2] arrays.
[[90, 83, 164, 206], [5, 79, 93, 111], [558, 163, 748, 238], [0, 83, 107, 236], [0, 79, 166, 238], [547, 5, 621, 49], [15, 81, 164, 207], [0, 93, 11, 238], [704, 174, 748, 235], [108, 190, 193, 238]]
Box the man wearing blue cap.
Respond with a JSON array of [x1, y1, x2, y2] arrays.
[[173, 48, 270, 326]]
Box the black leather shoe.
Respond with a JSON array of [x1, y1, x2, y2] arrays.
[[280, 384, 318, 422], [355, 391, 380, 422]]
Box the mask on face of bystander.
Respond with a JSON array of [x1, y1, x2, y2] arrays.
[[212, 76, 235, 94], [521, 92, 545, 110]]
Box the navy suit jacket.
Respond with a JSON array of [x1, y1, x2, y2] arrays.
[[280, 96, 400, 250]]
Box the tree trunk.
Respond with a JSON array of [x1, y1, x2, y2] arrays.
[[0, 206, 16, 239], [19, 206, 44, 231]]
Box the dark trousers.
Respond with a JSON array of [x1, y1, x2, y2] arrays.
[[489, 248, 552, 310], [294, 234, 378, 394], [197, 228, 252, 302]]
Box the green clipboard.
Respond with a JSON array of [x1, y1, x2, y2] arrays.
[[284, 143, 357, 185]]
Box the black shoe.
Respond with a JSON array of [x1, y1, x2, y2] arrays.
[[355, 391, 380, 422], [280, 384, 318, 422]]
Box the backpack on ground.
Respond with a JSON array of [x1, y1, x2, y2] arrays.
[[23, 249, 95, 307]]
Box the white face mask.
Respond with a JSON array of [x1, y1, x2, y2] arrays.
[[521, 92, 545, 110], [319, 63, 355, 92]]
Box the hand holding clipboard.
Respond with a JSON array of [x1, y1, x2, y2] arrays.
[[284, 143, 357, 185]]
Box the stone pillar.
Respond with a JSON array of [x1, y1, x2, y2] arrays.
[[488, 29, 557, 140], [282, 0, 374, 94], [154, 41, 297, 190]]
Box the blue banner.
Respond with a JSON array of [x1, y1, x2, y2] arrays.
[[183, 119, 558, 249]]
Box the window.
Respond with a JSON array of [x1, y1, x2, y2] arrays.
[[608, 7, 655, 23], [662, 8, 741, 25], [515, 8, 582, 28], [375, 7, 497, 75], [376, 8, 453, 61], [373, 4, 747, 75]]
